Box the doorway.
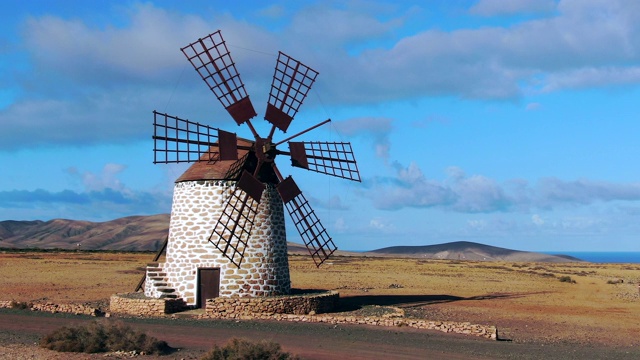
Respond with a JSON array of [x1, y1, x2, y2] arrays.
[[198, 268, 220, 308]]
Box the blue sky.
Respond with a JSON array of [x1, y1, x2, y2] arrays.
[[1, 0, 640, 252]]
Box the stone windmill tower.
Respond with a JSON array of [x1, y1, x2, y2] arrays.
[[144, 31, 361, 307]]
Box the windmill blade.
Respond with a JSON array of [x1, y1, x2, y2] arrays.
[[265, 52, 319, 133], [224, 152, 251, 180], [276, 176, 337, 267], [217, 129, 238, 161], [153, 111, 221, 164], [288, 141, 361, 182], [181, 31, 257, 125], [209, 171, 266, 267]]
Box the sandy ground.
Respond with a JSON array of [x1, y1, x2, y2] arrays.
[[1, 251, 640, 358]]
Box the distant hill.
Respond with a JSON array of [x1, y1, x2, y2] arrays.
[[367, 241, 582, 262], [0, 216, 580, 262], [0, 214, 169, 251]]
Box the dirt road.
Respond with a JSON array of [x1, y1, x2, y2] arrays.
[[1, 309, 639, 360]]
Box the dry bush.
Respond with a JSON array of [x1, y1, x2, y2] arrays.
[[40, 320, 171, 354], [9, 300, 32, 310], [201, 338, 301, 360], [558, 276, 576, 284]]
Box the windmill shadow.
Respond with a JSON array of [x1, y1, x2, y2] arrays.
[[334, 292, 539, 312]]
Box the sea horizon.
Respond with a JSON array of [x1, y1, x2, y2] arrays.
[[543, 251, 640, 264]]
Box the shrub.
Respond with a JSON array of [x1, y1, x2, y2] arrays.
[[40, 320, 171, 355], [558, 276, 576, 284], [9, 301, 32, 310], [201, 338, 301, 360]]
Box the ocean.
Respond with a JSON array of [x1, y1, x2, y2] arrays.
[[543, 252, 640, 264]]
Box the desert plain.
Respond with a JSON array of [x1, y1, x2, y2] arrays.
[[1, 250, 640, 358]]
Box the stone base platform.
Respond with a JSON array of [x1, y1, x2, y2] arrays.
[[110, 292, 189, 317], [205, 291, 339, 317]]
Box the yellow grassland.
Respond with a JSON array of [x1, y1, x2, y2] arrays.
[[1, 251, 639, 345]]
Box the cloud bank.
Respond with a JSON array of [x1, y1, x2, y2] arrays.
[[2, 1, 640, 150], [368, 163, 640, 213]]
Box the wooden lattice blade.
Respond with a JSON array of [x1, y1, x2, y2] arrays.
[[181, 30, 257, 125], [265, 52, 318, 133], [288, 141, 361, 182], [276, 176, 337, 267], [152, 111, 220, 164], [208, 184, 261, 268]]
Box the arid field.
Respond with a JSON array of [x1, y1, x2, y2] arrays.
[[1, 250, 640, 348]]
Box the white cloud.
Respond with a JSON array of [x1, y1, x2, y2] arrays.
[[369, 217, 394, 231], [5, 1, 640, 151], [532, 214, 545, 226], [334, 217, 348, 232], [470, 0, 557, 16], [367, 163, 640, 213], [467, 219, 487, 230], [536, 178, 640, 206], [70, 163, 128, 193], [525, 102, 541, 111], [333, 117, 393, 160], [543, 67, 640, 91]]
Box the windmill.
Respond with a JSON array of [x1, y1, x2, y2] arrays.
[[145, 30, 360, 305]]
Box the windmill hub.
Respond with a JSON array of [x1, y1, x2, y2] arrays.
[[257, 138, 278, 162]]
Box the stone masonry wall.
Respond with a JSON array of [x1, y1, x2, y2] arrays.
[[1, 298, 496, 340], [202, 292, 496, 340], [0, 300, 103, 316], [145, 180, 290, 305], [110, 293, 187, 316], [206, 291, 339, 316]]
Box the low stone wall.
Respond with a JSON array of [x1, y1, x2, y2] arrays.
[[0, 300, 103, 316], [202, 291, 495, 340], [109, 293, 188, 317], [206, 291, 338, 316], [201, 311, 497, 339], [0, 301, 12, 308], [31, 302, 104, 316]]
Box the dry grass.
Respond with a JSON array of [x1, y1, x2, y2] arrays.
[[0, 251, 146, 303], [2, 251, 640, 345]]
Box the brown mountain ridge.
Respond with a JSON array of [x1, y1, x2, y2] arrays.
[[0, 214, 169, 251], [0, 215, 580, 262]]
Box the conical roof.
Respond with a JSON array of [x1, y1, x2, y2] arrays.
[[176, 138, 253, 183]]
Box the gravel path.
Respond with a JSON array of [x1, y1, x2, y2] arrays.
[[2, 309, 640, 360]]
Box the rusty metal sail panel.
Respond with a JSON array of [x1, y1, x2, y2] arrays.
[[288, 141, 361, 182], [265, 52, 319, 133], [209, 186, 260, 268], [279, 177, 336, 267], [217, 129, 238, 161], [276, 176, 302, 204], [153, 111, 219, 164], [236, 170, 266, 203], [288, 142, 308, 169], [181, 31, 257, 125]]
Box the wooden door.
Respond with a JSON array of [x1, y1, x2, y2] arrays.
[[198, 268, 220, 308]]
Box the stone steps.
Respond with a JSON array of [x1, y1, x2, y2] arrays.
[[145, 263, 180, 300]]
